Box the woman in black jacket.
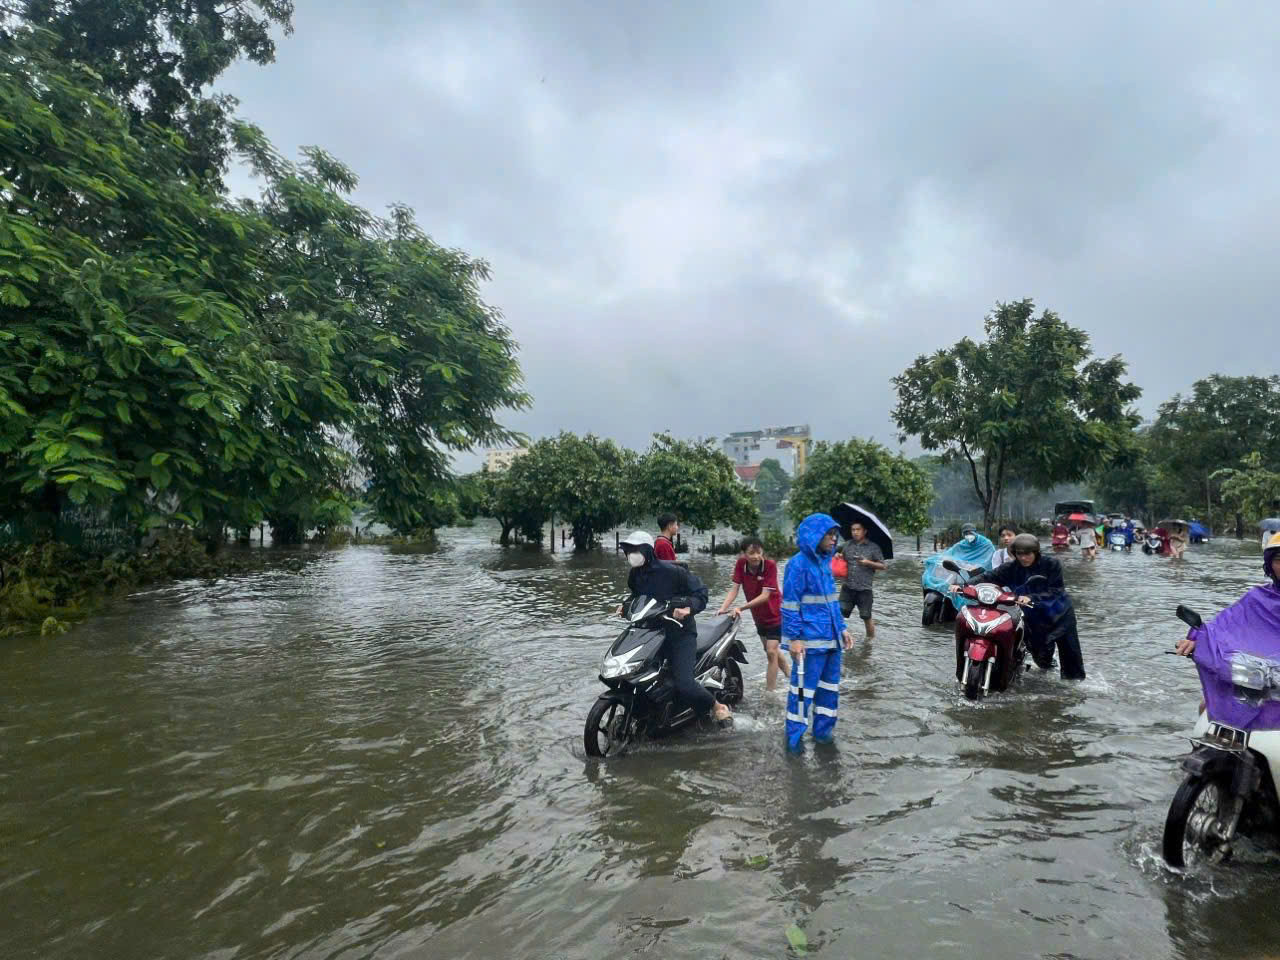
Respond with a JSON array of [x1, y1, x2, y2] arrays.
[[958, 533, 1086, 680], [617, 531, 730, 721]]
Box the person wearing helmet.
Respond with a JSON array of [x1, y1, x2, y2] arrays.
[[959, 532, 1086, 680], [1176, 532, 1280, 669], [617, 531, 730, 722], [782, 513, 856, 749]]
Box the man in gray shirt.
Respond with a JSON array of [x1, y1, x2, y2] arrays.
[[840, 521, 887, 639]]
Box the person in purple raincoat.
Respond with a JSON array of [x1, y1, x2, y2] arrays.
[[1176, 532, 1280, 730]]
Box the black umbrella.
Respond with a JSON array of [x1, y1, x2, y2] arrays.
[[832, 502, 894, 560]]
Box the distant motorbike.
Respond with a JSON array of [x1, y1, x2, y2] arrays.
[[584, 596, 746, 758], [948, 560, 1043, 700], [1108, 532, 1128, 552], [1163, 605, 1280, 867], [1142, 534, 1167, 555], [922, 559, 985, 626]]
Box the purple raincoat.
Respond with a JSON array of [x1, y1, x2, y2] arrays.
[[1191, 582, 1280, 730]]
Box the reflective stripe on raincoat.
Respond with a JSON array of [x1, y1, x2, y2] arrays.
[[781, 513, 846, 652]]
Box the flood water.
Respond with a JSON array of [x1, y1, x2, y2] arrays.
[[4, 524, 1280, 959]]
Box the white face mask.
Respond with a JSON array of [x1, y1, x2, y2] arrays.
[[965, 533, 976, 544], [627, 552, 646, 568]]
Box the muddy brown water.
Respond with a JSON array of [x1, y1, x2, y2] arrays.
[[4, 526, 1279, 959]]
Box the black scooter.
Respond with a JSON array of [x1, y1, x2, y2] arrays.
[[584, 595, 747, 758]]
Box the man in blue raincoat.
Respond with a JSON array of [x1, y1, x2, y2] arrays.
[[782, 513, 855, 748]]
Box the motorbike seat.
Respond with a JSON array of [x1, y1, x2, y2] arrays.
[[695, 616, 735, 656]]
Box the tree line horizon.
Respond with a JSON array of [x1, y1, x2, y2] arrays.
[[2, 7, 1278, 560]]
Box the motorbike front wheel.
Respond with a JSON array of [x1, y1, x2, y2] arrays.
[[584, 696, 634, 759], [1162, 774, 1233, 867], [962, 658, 983, 701]]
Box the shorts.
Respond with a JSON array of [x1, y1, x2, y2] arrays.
[[756, 623, 782, 651], [840, 586, 873, 620]]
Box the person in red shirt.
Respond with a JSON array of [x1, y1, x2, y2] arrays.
[[716, 537, 789, 691], [654, 513, 680, 563]]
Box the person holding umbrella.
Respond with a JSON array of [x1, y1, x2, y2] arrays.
[[839, 521, 886, 639], [832, 503, 894, 641]]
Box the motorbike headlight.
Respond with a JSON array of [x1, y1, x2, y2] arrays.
[[1231, 661, 1267, 690], [601, 648, 643, 679]]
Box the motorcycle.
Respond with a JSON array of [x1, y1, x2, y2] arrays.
[[947, 560, 1041, 700], [583, 595, 747, 758], [1051, 526, 1071, 552], [1142, 534, 1167, 555], [1163, 604, 1280, 867], [922, 558, 986, 626], [1108, 532, 1128, 552]]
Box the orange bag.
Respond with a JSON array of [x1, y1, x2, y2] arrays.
[[830, 552, 848, 579]]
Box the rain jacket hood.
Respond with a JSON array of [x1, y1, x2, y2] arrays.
[[922, 532, 995, 611], [780, 513, 845, 652], [796, 513, 839, 560]]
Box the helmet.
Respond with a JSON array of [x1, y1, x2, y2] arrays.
[[1011, 533, 1040, 557], [619, 530, 654, 550], [1264, 530, 1280, 584], [961, 523, 977, 536]]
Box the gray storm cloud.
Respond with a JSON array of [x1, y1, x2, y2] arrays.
[[218, 1, 1280, 461]]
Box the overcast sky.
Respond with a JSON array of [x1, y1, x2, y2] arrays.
[[219, 2, 1280, 466]]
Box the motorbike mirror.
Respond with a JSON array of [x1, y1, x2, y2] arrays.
[[1175, 604, 1203, 630], [941, 558, 960, 573], [1024, 574, 1048, 584]]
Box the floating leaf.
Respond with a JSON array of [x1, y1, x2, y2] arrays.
[[785, 924, 807, 955], [745, 854, 769, 869]]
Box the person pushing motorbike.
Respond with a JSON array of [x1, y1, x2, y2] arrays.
[[955, 533, 1086, 680], [617, 531, 731, 722]]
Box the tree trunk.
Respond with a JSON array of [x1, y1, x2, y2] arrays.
[[1236, 512, 1245, 539], [499, 522, 513, 547]]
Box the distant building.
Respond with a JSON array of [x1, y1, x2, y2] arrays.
[[484, 447, 528, 472], [734, 464, 761, 489], [722, 424, 811, 476]]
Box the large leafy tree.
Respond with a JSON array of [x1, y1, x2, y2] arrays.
[[892, 299, 1141, 530], [755, 457, 791, 516], [6, 0, 295, 179], [515, 433, 634, 551], [1146, 375, 1280, 535], [1213, 453, 1280, 530], [463, 463, 549, 547], [788, 439, 934, 535], [631, 432, 759, 535], [0, 33, 526, 542]]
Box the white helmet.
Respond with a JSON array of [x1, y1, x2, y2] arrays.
[[619, 530, 654, 550]]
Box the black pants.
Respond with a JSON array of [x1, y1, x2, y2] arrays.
[[666, 629, 715, 717], [1027, 609, 1086, 680]]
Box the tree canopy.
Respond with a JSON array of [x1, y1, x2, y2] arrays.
[[788, 438, 934, 535], [631, 432, 759, 535], [892, 299, 1141, 529], [0, 31, 526, 542], [755, 457, 791, 516], [6, 0, 296, 179]]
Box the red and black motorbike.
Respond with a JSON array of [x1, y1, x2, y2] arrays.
[[945, 559, 1042, 700]]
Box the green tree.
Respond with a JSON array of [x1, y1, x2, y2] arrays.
[[1213, 453, 1280, 529], [632, 433, 759, 535], [892, 299, 1141, 530], [755, 457, 791, 516], [788, 439, 934, 535], [463, 463, 549, 547], [0, 34, 525, 543], [1147, 375, 1280, 536], [515, 433, 634, 551], [7, 0, 296, 179]]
